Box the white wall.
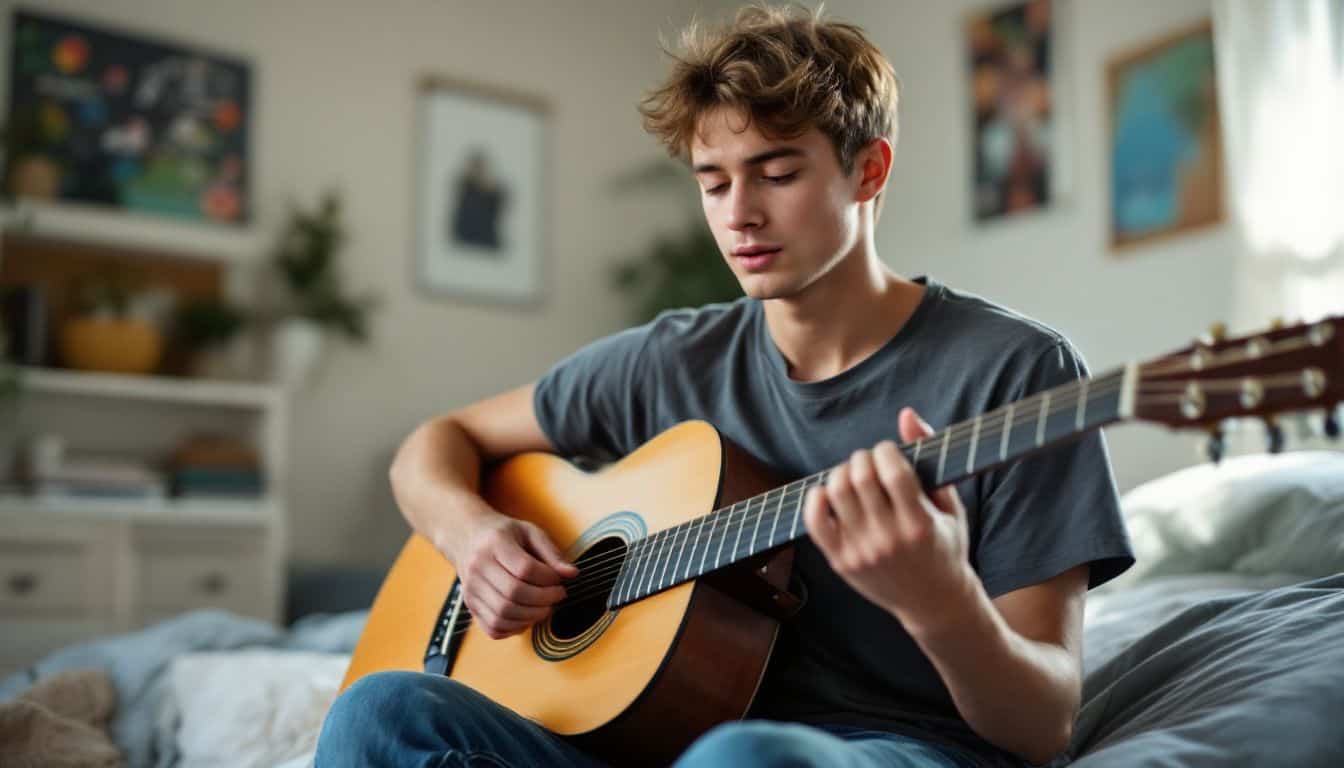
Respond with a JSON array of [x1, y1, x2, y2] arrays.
[[823, 0, 1249, 492], [11, 0, 1276, 566]]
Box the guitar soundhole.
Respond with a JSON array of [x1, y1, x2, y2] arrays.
[[549, 536, 626, 641]]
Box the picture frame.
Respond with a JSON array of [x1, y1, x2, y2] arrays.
[[965, 0, 1055, 223], [4, 8, 252, 227], [413, 76, 547, 305], [1107, 20, 1224, 251]]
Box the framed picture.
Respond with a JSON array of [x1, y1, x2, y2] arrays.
[[966, 0, 1054, 222], [1107, 21, 1224, 251], [4, 9, 252, 226], [414, 76, 547, 304]]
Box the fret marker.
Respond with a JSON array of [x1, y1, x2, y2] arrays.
[[1036, 392, 1051, 446]]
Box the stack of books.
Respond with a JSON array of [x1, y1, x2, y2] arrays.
[[34, 457, 167, 500], [169, 434, 265, 499]]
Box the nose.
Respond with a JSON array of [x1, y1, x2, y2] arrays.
[[726, 185, 764, 232]]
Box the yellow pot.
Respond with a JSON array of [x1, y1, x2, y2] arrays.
[[60, 317, 164, 375]]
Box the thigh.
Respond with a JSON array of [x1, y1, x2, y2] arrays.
[[316, 671, 606, 768], [672, 720, 979, 768]]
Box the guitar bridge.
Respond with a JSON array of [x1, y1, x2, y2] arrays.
[[423, 579, 466, 675]]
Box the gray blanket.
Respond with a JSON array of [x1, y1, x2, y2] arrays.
[[1066, 573, 1344, 767]]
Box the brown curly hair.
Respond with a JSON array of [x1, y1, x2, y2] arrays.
[[638, 3, 900, 176]]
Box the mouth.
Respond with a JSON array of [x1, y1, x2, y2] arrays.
[[732, 245, 782, 272]]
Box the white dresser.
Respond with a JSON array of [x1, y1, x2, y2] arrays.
[[0, 367, 287, 679]]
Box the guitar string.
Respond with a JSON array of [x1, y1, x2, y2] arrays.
[[481, 372, 1308, 609], [435, 366, 1319, 641]]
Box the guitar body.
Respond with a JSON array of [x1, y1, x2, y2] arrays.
[[341, 420, 794, 766]]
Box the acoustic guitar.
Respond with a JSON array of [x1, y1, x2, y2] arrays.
[[342, 316, 1342, 765]]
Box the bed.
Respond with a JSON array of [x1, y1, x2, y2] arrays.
[[4, 450, 1343, 767]]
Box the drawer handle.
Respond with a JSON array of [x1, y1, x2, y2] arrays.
[[7, 572, 39, 596], [199, 573, 229, 595]]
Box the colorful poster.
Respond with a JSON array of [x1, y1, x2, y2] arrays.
[[5, 10, 251, 226], [967, 0, 1053, 222], [1108, 22, 1224, 249]]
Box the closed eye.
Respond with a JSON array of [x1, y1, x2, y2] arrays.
[[703, 171, 798, 197]]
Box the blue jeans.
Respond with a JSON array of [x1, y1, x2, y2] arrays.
[[315, 670, 983, 767]]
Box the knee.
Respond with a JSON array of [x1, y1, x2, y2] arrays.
[[324, 670, 427, 730], [676, 721, 811, 768], [317, 671, 457, 765]]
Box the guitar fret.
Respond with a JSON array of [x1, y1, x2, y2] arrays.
[[747, 487, 769, 560], [913, 439, 924, 465], [699, 507, 719, 575], [715, 502, 736, 569], [967, 416, 981, 473], [789, 480, 805, 540], [656, 525, 679, 592], [1036, 392, 1051, 446], [767, 486, 784, 549], [732, 495, 752, 564], [683, 516, 703, 579], [1000, 403, 1013, 460], [640, 530, 667, 599], [937, 428, 951, 484], [1075, 379, 1089, 429]]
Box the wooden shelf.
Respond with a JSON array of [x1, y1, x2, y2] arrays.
[[0, 493, 275, 526], [1, 200, 264, 264], [17, 366, 282, 410]]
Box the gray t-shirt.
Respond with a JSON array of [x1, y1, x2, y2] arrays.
[[534, 275, 1134, 766]]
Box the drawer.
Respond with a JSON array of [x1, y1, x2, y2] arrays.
[[133, 525, 271, 619], [0, 527, 115, 618]]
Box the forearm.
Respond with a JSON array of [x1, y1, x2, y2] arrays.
[[904, 570, 1080, 765], [389, 416, 497, 562]]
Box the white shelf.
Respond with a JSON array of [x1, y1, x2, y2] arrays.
[[17, 367, 282, 410], [0, 493, 275, 526], [1, 199, 265, 264]]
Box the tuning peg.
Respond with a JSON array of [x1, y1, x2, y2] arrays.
[[1205, 322, 1228, 344], [1269, 317, 1285, 331], [1265, 417, 1285, 454], [1205, 426, 1225, 464], [1325, 409, 1341, 440]]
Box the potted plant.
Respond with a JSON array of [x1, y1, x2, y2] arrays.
[[173, 298, 250, 379], [60, 266, 170, 375], [266, 189, 376, 388]]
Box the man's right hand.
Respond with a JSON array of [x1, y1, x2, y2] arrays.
[[450, 512, 580, 639]]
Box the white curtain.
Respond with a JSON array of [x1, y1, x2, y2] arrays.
[[1215, 0, 1344, 328]]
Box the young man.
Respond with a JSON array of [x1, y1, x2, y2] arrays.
[[317, 5, 1133, 767]]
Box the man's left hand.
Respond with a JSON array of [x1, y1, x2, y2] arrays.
[[803, 406, 976, 634]]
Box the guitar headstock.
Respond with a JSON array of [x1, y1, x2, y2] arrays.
[[1134, 316, 1343, 450]]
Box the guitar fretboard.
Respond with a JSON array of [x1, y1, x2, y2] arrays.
[[606, 365, 1133, 608]]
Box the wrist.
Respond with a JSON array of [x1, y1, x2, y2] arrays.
[[894, 563, 986, 642], [430, 491, 499, 565]]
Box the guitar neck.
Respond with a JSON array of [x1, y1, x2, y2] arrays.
[[608, 363, 1137, 608]]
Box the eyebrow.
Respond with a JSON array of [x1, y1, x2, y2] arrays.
[[692, 147, 806, 174]]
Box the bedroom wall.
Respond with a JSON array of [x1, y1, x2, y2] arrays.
[[7, 0, 1281, 569], [817, 0, 1251, 492]]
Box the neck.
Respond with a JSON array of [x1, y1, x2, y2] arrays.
[[763, 252, 923, 382]]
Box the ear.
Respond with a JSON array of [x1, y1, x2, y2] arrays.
[[853, 137, 893, 205]]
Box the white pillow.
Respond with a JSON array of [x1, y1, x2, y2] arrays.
[[1109, 451, 1344, 590], [169, 650, 348, 768]]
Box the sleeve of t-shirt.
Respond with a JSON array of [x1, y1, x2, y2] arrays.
[[532, 322, 655, 463], [972, 340, 1136, 598]]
